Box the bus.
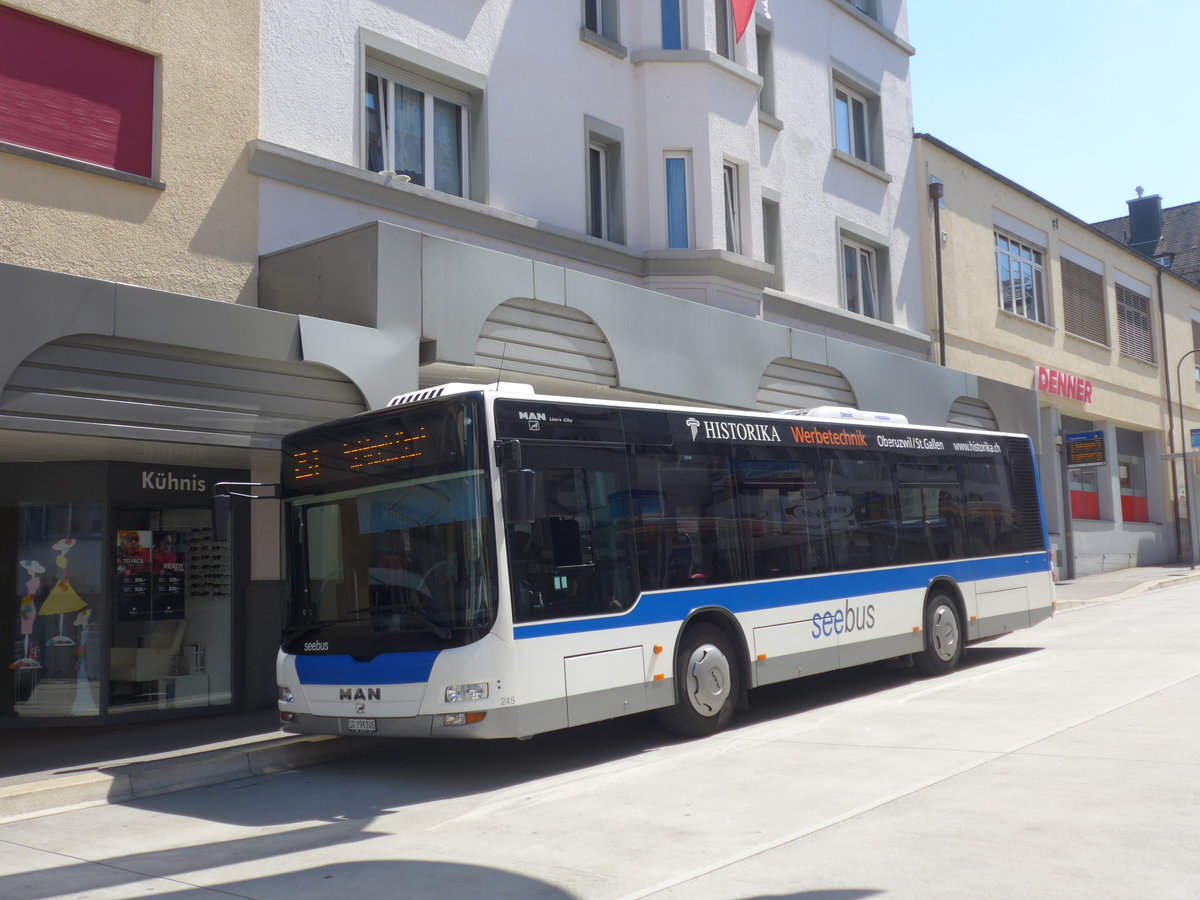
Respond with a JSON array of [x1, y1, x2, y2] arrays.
[[270, 381, 1054, 740]]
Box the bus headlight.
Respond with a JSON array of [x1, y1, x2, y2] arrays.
[[278, 685, 294, 703], [445, 682, 489, 702]]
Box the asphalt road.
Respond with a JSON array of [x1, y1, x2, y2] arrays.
[[2, 585, 1197, 900]]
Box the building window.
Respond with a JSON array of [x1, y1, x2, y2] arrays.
[[715, 0, 735, 60], [1060, 258, 1108, 345], [841, 237, 881, 320], [1062, 415, 1101, 521], [585, 118, 625, 244], [0, 6, 156, 179], [1115, 284, 1154, 363], [723, 162, 742, 254], [833, 82, 879, 167], [1117, 429, 1149, 523], [661, 0, 684, 49], [665, 153, 691, 249], [762, 196, 782, 289], [584, 0, 620, 43], [756, 26, 775, 117], [843, 0, 880, 20], [364, 69, 467, 197], [1193, 319, 1200, 381], [588, 143, 609, 239], [995, 231, 1047, 324]]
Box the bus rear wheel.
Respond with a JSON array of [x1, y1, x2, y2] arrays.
[[913, 593, 963, 676], [659, 624, 739, 738]]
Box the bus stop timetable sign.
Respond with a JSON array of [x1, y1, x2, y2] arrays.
[[1065, 430, 1105, 467]]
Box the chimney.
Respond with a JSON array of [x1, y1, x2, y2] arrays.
[[1126, 186, 1163, 254]]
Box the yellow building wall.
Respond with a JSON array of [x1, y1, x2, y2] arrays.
[[915, 138, 1196, 438], [0, 0, 259, 304]]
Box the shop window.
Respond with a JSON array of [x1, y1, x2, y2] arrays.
[[1069, 468, 1100, 520], [9, 502, 104, 718], [1063, 416, 1102, 520], [1117, 428, 1149, 523], [109, 512, 230, 714]]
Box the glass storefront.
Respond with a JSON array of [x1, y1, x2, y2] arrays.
[[2, 462, 247, 723]]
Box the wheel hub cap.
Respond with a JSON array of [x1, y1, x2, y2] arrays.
[[685, 643, 730, 717]]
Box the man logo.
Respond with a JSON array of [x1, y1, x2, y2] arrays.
[[339, 688, 381, 701]]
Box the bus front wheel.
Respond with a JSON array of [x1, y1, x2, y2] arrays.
[[913, 593, 963, 676], [659, 624, 739, 738]]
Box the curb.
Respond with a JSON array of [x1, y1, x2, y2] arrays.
[[0, 734, 353, 824], [1055, 571, 1200, 611]]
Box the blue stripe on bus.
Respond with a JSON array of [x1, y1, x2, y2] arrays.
[[513, 552, 1049, 640], [295, 650, 441, 685]]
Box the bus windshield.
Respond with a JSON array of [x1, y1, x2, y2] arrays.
[[279, 397, 496, 655]]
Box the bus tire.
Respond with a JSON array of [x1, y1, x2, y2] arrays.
[[659, 624, 739, 738], [913, 592, 963, 676]]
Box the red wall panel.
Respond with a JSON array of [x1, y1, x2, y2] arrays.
[[0, 6, 155, 177]]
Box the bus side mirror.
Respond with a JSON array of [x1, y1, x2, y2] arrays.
[[504, 469, 539, 524], [211, 481, 281, 542]]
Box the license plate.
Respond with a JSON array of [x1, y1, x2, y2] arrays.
[[347, 718, 376, 733]]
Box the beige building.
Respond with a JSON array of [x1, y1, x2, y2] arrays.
[[916, 135, 1200, 577], [0, 0, 259, 304]]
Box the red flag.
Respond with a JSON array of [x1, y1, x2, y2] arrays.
[[732, 0, 755, 42]]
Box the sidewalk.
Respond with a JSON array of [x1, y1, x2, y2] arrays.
[[2, 563, 1197, 822]]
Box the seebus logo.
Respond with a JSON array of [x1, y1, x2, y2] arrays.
[[811, 602, 876, 638]]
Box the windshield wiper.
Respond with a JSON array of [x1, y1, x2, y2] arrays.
[[356, 600, 453, 640]]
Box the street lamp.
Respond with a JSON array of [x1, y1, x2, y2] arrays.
[[1175, 348, 1200, 569]]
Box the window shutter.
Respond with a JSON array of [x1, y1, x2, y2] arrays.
[[1060, 259, 1107, 345], [1115, 285, 1154, 363], [0, 6, 155, 178]]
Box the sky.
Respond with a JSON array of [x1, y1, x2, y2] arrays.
[[907, 0, 1200, 225]]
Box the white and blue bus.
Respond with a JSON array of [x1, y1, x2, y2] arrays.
[[272, 382, 1054, 739]]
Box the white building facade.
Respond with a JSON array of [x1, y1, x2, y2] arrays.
[[252, 0, 1025, 426]]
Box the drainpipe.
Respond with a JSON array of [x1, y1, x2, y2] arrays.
[[929, 182, 947, 366], [1156, 267, 1182, 559]]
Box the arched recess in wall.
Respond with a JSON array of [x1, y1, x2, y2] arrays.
[[756, 358, 857, 411], [0, 335, 365, 450], [475, 298, 617, 387], [947, 396, 999, 431]]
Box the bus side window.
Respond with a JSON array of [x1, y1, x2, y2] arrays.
[[823, 451, 898, 571], [510, 456, 636, 621]]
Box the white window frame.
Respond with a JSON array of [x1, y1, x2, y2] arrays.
[[665, 151, 692, 249], [585, 116, 625, 244], [723, 161, 742, 254], [588, 142, 609, 240], [994, 230, 1048, 325], [834, 84, 872, 164], [363, 65, 469, 198], [584, 0, 620, 42], [762, 194, 782, 289], [841, 236, 881, 319], [756, 23, 775, 116]]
